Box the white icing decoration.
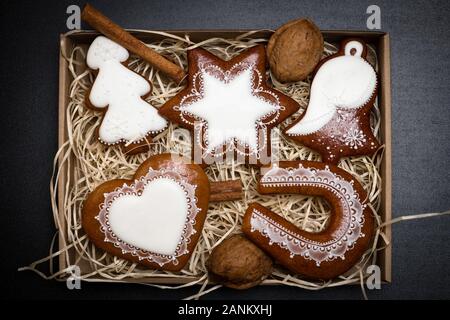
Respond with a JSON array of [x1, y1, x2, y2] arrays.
[[342, 126, 366, 149], [86, 36, 167, 145], [108, 178, 187, 255], [252, 164, 366, 266], [286, 40, 377, 136], [344, 40, 364, 56], [176, 62, 281, 156], [96, 168, 201, 266]]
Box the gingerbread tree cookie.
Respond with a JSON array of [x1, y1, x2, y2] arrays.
[[86, 36, 168, 154]]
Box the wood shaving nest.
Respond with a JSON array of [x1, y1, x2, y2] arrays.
[[41, 30, 386, 297]]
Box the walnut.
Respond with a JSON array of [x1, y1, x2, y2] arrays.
[[267, 19, 324, 83], [206, 234, 273, 289]]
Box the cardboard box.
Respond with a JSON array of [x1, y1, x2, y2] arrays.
[[58, 30, 392, 284]]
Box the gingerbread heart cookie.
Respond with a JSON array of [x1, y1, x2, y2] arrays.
[[82, 153, 209, 271], [159, 45, 299, 165], [284, 39, 380, 164], [85, 36, 168, 155], [242, 161, 374, 279]]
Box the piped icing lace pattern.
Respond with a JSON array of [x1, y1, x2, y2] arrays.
[[96, 168, 201, 266], [175, 62, 283, 157], [252, 164, 366, 266]]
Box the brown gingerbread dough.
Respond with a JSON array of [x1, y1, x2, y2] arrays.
[[159, 45, 299, 165], [283, 38, 380, 164], [85, 69, 159, 155], [85, 36, 168, 155], [82, 153, 210, 271], [242, 161, 374, 280]]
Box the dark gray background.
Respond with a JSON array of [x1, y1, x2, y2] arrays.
[[1, 0, 449, 300]]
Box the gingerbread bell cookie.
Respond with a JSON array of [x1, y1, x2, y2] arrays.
[[85, 36, 168, 155], [159, 45, 299, 164], [284, 39, 380, 164], [242, 161, 374, 279], [82, 154, 209, 271]]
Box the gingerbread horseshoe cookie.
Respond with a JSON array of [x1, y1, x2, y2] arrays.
[[82, 153, 209, 271], [284, 39, 380, 164], [85, 36, 168, 155], [159, 45, 299, 165], [242, 161, 374, 279]]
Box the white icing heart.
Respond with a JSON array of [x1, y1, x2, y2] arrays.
[[107, 177, 188, 256], [97, 168, 201, 266]]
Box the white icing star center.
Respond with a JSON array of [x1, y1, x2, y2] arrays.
[[180, 68, 279, 152]]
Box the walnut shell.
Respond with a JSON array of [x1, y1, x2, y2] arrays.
[[206, 234, 273, 289], [267, 19, 324, 83]]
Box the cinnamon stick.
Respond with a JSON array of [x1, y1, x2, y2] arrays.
[[210, 179, 243, 202], [81, 3, 186, 83]]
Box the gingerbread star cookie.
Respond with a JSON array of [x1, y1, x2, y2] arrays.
[[284, 39, 380, 164], [159, 45, 299, 165]]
